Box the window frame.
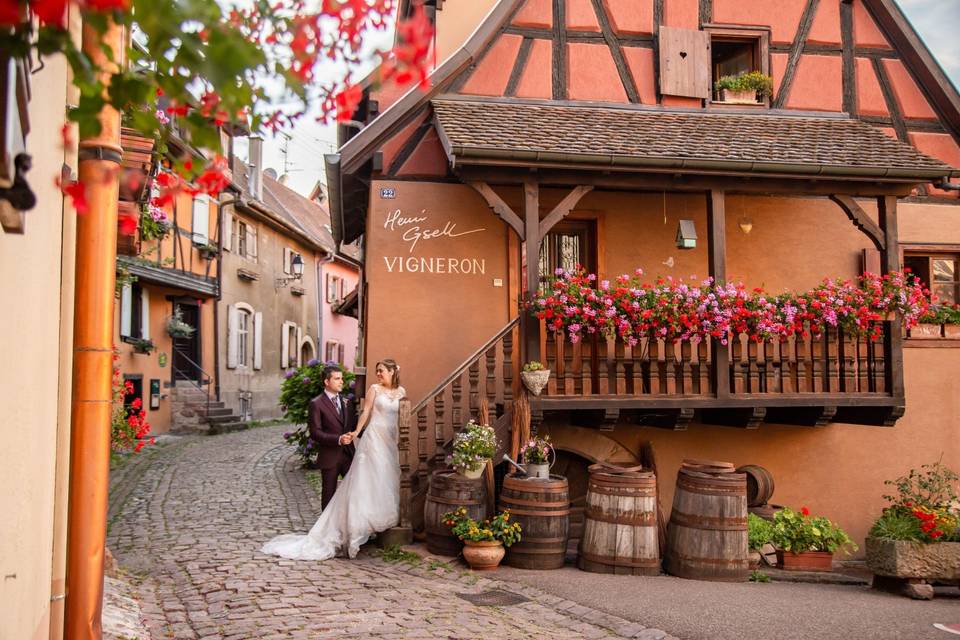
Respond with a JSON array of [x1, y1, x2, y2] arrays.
[[703, 25, 771, 109], [192, 194, 211, 245], [903, 246, 960, 306], [237, 307, 251, 368]]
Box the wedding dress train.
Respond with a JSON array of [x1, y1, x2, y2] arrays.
[[261, 386, 402, 560]]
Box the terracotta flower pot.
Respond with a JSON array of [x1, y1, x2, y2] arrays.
[[719, 88, 760, 104], [777, 549, 833, 572], [462, 540, 505, 571], [910, 323, 942, 339], [944, 324, 960, 339]]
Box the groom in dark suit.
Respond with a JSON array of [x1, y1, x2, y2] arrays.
[[308, 366, 358, 510]]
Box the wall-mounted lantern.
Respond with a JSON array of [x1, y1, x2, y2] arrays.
[[676, 219, 697, 249], [275, 253, 305, 289]]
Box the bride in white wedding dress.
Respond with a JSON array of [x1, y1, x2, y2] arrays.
[[261, 360, 404, 560]]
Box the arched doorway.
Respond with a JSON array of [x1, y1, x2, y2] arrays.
[[300, 340, 315, 365]]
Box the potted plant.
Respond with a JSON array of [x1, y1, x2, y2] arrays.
[[140, 203, 172, 242], [519, 434, 554, 479], [442, 507, 522, 570], [520, 360, 551, 396], [914, 304, 960, 339], [748, 513, 775, 569], [771, 506, 857, 571], [165, 308, 196, 339], [714, 71, 774, 104], [196, 242, 219, 260], [450, 420, 497, 479], [130, 337, 155, 355], [866, 462, 960, 598]]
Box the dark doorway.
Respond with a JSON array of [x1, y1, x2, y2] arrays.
[[172, 302, 201, 381]]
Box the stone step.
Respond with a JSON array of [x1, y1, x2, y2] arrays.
[[206, 413, 243, 424], [204, 407, 234, 417], [206, 421, 250, 436]]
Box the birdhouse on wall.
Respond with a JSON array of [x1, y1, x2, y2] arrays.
[[676, 219, 698, 249]]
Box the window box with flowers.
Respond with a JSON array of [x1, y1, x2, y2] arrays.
[[140, 203, 172, 242], [909, 304, 960, 340], [196, 242, 219, 260], [866, 462, 960, 599], [442, 507, 522, 570], [129, 337, 155, 355], [714, 71, 774, 105], [771, 506, 857, 572]]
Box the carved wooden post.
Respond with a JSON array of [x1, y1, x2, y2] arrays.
[[879, 195, 904, 400], [708, 189, 730, 399], [398, 398, 413, 527], [524, 180, 541, 364]]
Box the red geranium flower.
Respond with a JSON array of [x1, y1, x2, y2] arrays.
[[800, 506, 810, 517]]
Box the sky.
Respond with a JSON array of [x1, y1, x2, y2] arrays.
[[256, 1, 960, 198]]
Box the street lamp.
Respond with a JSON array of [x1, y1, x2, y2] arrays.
[[276, 253, 305, 289]]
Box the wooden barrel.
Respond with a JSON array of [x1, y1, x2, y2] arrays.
[[578, 463, 659, 575], [424, 470, 487, 556], [500, 474, 569, 569], [664, 466, 749, 582], [681, 458, 736, 474], [736, 464, 775, 507]]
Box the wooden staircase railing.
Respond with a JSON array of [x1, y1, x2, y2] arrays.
[[397, 317, 520, 531]]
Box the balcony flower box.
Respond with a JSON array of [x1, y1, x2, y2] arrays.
[[944, 324, 960, 339], [909, 323, 942, 339]]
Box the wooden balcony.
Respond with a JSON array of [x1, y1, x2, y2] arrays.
[[534, 318, 904, 428]]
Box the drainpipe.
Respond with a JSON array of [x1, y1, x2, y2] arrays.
[[316, 250, 335, 359], [65, 18, 123, 640], [214, 195, 238, 401], [937, 180, 960, 191]]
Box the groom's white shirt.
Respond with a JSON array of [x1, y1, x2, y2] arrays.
[[324, 389, 342, 413]]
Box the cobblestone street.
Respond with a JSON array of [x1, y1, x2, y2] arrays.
[[107, 426, 675, 640]]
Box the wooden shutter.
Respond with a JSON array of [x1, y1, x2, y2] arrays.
[[192, 195, 210, 244], [659, 26, 711, 99], [337, 343, 345, 365], [140, 288, 150, 340], [253, 311, 263, 370], [283, 247, 292, 274], [862, 249, 882, 275], [248, 226, 257, 259], [223, 210, 233, 252], [227, 304, 238, 369], [281, 321, 291, 368], [295, 326, 303, 367], [326, 274, 335, 302], [120, 284, 133, 337]]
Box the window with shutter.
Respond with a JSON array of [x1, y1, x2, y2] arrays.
[[223, 211, 233, 252], [704, 26, 770, 107], [253, 311, 263, 370], [227, 305, 239, 369], [247, 226, 258, 260], [237, 309, 250, 367], [192, 195, 210, 244], [120, 284, 133, 338], [659, 26, 711, 99], [337, 343, 345, 365]]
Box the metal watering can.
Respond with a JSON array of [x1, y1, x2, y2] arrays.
[[502, 451, 555, 480]]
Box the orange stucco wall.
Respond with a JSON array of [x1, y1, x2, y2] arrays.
[[365, 181, 511, 404]]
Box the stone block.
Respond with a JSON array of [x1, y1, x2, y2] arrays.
[[866, 537, 960, 580]]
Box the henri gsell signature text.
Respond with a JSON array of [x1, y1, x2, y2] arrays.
[[384, 209, 485, 254]]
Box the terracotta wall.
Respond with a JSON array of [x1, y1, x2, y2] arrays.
[[0, 43, 74, 640], [542, 345, 960, 553], [320, 259, 360, 368], [365, 181, 511, 404], [114, 285, 216, 434]]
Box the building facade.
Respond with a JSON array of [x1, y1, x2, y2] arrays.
[[330, 0, 960, 550], [218, 141, 361, 423]]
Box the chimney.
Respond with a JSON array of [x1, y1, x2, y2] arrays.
[[248, 136, 263, 201]]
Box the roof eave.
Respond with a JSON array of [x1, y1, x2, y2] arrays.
[[448, 146, 959, 182]]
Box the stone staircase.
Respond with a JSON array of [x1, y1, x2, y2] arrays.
[[170, 383, 247, 435]]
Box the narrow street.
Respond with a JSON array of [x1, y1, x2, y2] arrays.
[[106, 426, 674, 639]]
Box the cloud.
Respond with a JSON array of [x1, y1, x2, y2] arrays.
[[897, 0, 960, 86]]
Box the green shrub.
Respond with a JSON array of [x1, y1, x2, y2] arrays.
[[748, 513, 775, 552]]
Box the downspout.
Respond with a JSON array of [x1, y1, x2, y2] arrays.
[[214, 195, 238, 401], [65, 18, 123, 640], [938, 180, 960, 191]]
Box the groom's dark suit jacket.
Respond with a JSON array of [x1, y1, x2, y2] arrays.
[[308, 392, 357, 469]]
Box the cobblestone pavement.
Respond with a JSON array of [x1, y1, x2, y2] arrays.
[[107, 426, 676, 640]]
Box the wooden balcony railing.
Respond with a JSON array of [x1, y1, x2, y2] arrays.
[[397, 318, 520, 529], [538, 318, 896, 402]]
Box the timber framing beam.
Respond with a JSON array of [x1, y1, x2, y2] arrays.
[[829, 195, 886, 251], [467, 181, 525, 239], [773, 0, 821, 109], [456, 166, 918, 197], [539, 185, 594, 237]]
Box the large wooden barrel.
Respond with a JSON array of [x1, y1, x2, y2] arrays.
[[736, 464, 775, 507], [424, 470, 488, 556], [664, 465, 749, 582], [578, 463, 659, 575], [500, 474, 569, 570]]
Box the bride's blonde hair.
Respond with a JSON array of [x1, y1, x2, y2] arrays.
[[377, 359, 400, 388]]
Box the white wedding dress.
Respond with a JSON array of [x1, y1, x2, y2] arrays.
[[261, 385, 403, 560]]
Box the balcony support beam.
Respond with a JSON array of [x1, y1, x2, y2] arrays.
[[707, 189, 730, 399]]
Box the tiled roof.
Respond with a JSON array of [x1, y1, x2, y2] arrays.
[[432, 98, 958, 179]]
